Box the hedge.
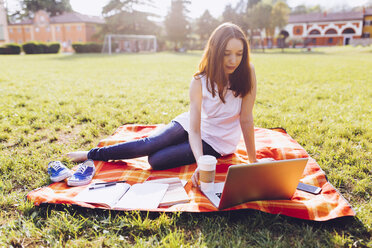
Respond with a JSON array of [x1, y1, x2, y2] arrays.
[[22, 42, 60, 54], [72, 42, 103, 53], [0, 44, 21, 55], [45, 43, 60, 53]]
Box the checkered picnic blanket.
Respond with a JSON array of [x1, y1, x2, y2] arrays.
[[27, 125, 355, 221]]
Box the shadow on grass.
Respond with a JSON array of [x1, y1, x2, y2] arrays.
[[51, 51, 202, 61], [251, 49, 326, 55], [24, 203, 370, 247]]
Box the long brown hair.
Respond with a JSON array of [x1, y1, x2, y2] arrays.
[[195, 23, 252, 103]]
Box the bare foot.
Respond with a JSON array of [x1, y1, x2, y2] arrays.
[[66, 151, 89, 162]]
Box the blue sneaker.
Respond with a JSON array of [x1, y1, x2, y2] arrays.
[[67, 159, 96, 186], [48, 161, 72, 182]]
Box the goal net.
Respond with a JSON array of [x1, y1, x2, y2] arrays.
[[102, 34, 157, 54]]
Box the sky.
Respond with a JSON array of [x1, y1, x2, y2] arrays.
[[4, 0, 371, 19]]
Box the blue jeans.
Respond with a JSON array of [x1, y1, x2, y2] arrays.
[[87, 121, 221, 170]]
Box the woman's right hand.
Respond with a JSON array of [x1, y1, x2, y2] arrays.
[[255, 157, 275, 163], [191, 167, 200, 188]]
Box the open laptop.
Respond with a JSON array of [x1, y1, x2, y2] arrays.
[[203, 158, 308, 210]]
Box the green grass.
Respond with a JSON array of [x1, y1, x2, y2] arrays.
[[0, 46, 371, 247]]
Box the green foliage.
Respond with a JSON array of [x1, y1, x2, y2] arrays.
[[0, 43, 21, 55], [102, 0, 152, 15], [251, 2, 273, 30], [195, 10, 219, 41], [222, 4, 237, 23], [100, 0, 159, 37], [22, 42, 41, 54], [46, 42, 61, 53], [0, 47, 371, 246], [271, 1, 290, 30], [20, 0, 72, 17], [22, 42, 60, 54], [221, 0, 290, 43], [164, 0, 191, 49], [104, 10, 159, 35], [291, 4, 323, 14], [72, 42, 103, 53], [222, 2, 251, 36], [248, 0, 261, 8]]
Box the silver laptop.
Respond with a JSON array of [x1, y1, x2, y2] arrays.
[[203, 158, 308, 210]]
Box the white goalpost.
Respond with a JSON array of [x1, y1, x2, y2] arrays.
[[102, 34, 157, 54]]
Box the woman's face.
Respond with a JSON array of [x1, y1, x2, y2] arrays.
[[223, 38, 244, 76]]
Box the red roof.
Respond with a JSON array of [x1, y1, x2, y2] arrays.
[[10, 11, 104, 25], [12, 19, 33, 25], [289, 11, 364, 23], [50, 12, 104, 24]]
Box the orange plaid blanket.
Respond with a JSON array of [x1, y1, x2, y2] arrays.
[[27, 125, 355, 221]]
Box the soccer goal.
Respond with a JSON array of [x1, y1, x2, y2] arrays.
[[102, 34, 157, 54]]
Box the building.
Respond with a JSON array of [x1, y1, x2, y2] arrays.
[[251, 8, 372, 48], [0, 0, 9, 45], [284, 10, 364, 47], [8, 10, 104, 52], [362, 8, 372, 38]]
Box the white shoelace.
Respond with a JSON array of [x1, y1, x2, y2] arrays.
[[76, 164, 88, 174], [51, 162, 62, 171]]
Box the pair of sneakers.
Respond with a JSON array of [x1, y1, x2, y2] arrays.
[[47, 160, 96, 186]]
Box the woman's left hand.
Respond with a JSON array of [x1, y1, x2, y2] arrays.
[[191, 167, 200, 187]]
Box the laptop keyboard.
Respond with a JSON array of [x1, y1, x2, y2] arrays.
[[216, 192, 222, 198]]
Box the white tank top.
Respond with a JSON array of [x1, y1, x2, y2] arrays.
[[174, 75, 242, 155]]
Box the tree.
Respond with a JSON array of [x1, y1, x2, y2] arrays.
[[222, 4, 237, 23], [271, 1, 289, 30], [247, 0, 261, 8], [21, 0, 72, 17], [291, 4, 307, 14], [101, 0, 159, 35], [308, 5, 322, 13], [252, 2, 272, 31], [291, 4, 322, 14], [271, 1, 290, 51], [8, 0, 72, 21], [164, 0, 190, 51], [195, 10, 218, 41], [222, 1, 250, 36], [234, 0, 250, 34], [102, 0, 154, 16], [251, 2, 272, 51]]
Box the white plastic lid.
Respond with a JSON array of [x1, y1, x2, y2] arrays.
[[197, 155, 217, 164], [197, 155, 217, 169]]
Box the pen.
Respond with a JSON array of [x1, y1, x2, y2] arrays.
[[93, 180, 127, 185], [89, 182, 117, 190]]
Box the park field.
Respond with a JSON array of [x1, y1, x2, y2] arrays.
[[0, 46, 371, 247]]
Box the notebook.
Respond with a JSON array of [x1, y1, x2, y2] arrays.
[[73, 182, 168, 210], [144, 177, 190, 207], [203, 158, 308, 210]]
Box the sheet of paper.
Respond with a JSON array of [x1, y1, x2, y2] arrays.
[[74, 183, 131, 208], [114, 183, 168, 210]]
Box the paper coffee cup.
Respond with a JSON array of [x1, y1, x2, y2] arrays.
[[198, 155, 217, 192]]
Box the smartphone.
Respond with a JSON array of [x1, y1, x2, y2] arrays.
[[297, 182, 322, 194]]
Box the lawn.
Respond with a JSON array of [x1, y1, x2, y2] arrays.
[[0, 46, 371, 247]]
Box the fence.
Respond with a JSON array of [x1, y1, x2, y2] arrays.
[[350, 38, 372, 46]]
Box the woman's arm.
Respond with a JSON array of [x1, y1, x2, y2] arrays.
[[240, 64, 257, 163], [188, 77, 203, 186]]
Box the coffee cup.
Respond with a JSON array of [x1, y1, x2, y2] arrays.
[[197, 155, 217, 192]]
